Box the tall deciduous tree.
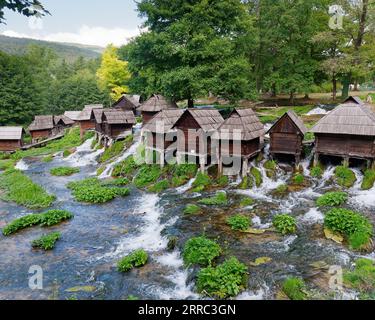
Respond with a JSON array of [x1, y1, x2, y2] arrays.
[[96, 45, 131, 102], [0, 0, 49, 23], [122, 0, 256, 107]]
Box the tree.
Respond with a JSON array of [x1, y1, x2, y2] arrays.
[[123, 0, 256, 107], [96, 45, 131, 102], [0, 0, 49, 23]]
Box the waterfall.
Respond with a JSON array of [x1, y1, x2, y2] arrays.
[[175, 177, 195, 194], [64, 138, 105, 168], [14, 159, 29, 171]]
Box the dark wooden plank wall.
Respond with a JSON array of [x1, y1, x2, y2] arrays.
[[105, 124, 133, 138], [220, 138, 260, 157], [142, 111, 158, 124], [0, 140, 22, 151], [316, 134, 375, 158], [30, 129, 52, 140]]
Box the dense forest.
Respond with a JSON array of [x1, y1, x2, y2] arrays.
[[1, 0, 375, 125]]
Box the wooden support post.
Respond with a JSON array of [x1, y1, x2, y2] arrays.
[[176, 152, 183, 165], [160, 151, 165, 168], [218, 155, 223, 177], [371, 160, 375, 171], [366, 159, 371, 169], [313, 152, 319, 167], [242, 158, 248, 177], [343, 157, 349, 168], [199, 155, 205, 173]]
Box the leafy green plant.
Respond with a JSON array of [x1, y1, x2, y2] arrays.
[[335, 166, 356, 188], [42, 155, 53, 163], [264, 160, 277, 170], [198, 192, 228, 206], [99, 140, 126, 163], [192, 172, 212, 191], [310, 166, 323, 178], [32, 232, 61, 250], [101, 178, 130, 186], [282, 277, 307, 300], [238, 175, 253, 189], [251, 167, 262, 187], [134, 165, 162, 188], [226, 214, 251, 231], [111, 156, 139, 177], [183, 204, 202, 215], [216, 175, 229, 187], [361, 170, 375, 190], [0, 159, 16, 170], [148, 179, 170, 193], [324, 208, 373, 250], [50, 166, 80, 176], [240, 197, 254, 207], [273, 214, 297, 235], [63, 150, 72, 158], [293, 174, 304, 185], [2, 210, 73, 236], [344, 258, 375, 295], [0, 169, 55, 209], [117, 249, 148, 272], [197, 257, 248, 298], [316, 192, 348, 207], [183, 236, 221, 266]]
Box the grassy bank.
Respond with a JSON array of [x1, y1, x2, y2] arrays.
[[0, 169, 55, 209]]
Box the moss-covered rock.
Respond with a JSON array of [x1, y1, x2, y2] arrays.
[[361, 169, 375, 190], [238, 175, 253, 189], [334, 166, 356, 188], [250, 167, 262, 187]]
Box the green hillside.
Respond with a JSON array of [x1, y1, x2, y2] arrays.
[[0, 35, 103, 61]]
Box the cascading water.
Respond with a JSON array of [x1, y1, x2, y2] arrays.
[[14, 159, 29, 171], [64, 138, 105, 168]]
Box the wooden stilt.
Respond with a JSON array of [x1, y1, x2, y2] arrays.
[[313, 152, 319, 167], [199, 155, 205, 173], [160, 151, 165, 168], [343, 157, 349, 167], [242, 158, 248, 177]]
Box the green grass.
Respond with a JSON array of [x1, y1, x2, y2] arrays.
[[99, 140, 128, 163], [293, 174, 304, 185], [310, 166, 323, 178], [238, 175, 253, 189], [2, 210, 73, 236], [335, 166, 356, 188], [273, 214, 297, 235], [67, 178, 129, 203], [324, 208, 373, 250], [316, 191, 348, 207], [183, 236, 222, 266], [240, 197, 254, 207], [198, 191, 228, 206], [42, 155, 53, 163], [50, 166, 80, 177], [192, 172, 212, 192], [226, 214, 251, 231], [134, 165, 162, 188], [11, 127, 91, 161], [0, 159, 16, 170], [251, 167, 262, 187], [111, 156, 139, 177], [361, 169, 375, 190], [183, 204, 202, 215], [282, 277, 307, 300], [344, 258, 375, 297], [264, 160, 277, 170], [0, 169, 55, 209], [148, 179, 170, 193], [197, 257, 248, 299], [32, 232, 61, 250], [117, 249, 148, 272]]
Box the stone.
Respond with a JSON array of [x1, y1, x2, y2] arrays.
[[324, 228, 344, 244], [249, 257, 272, 266], [65, 286, 96, 293]]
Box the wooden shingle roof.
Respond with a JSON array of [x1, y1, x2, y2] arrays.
[[141, 94, 178, 112], [218, 108, 265, 140], [143, 109, 184, 133], [78, 104, 104, 121], [311, 103, 375, 136], [64, 111, 81, 121], [54, 115, 75, 126], [0, 127, 24, 140], [173, 109, 224, 132], [28, 115, 54, 131], [103, 110, 136, 125], [343, 96, 363, 105]]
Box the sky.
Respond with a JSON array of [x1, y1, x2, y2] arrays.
[[0, 0, 144, 47]]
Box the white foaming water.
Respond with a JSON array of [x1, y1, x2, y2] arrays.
[[315, 166, 335, 188], [282, 235, 298, 251], [349, 169, 375, 208], [99, 138, 141, 178], [307, 107, 328, 115], [64, 138, 105, 167], [175, 177, 195, 194], [252, 216, 271, 229], [236, 284, 269, 300], [300, 208, 324, 224], [14, 159, 29, 171]]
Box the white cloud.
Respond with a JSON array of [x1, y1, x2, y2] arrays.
[[1, 25, 141, 47]]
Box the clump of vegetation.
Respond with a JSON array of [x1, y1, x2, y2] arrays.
[[238, 175, 253, 189], [240, 197, 254, 207], [316, 191, 348, 207], [134, 165, 162, 188], [99, 140, 126, 163], [361, 169, 375, 190], [282, 277, 307, 300], [310, 166, 323, 178], [192, 172, 212, 192], [183, 236, 221, 266], [335, 166, 356, 188], [148, 179, 170, 193], [293, 174, 304, 185], [324, 208, 373, 250], [273, 214, 297, 235], [170, 164, 198, 187], [264, 160, 277, 171], [226, 214, 251, 231], [197, 257, 248, 298], [101, 178, 130, 186], [344, 258, 375, 298], [112, 156, 139, 177], [251, 167, 262, 187], [198, 192, 228, 206], [67, 178, 129, 203], [63, 150, 73, 158], [42, 155, 53, 163], [32, 232, 61, 250], [273, 184, 288, 196], [184, 204, 202, 215], [0, 159, 16, 170], [0, 169, 55, 209], [50, 166, 80, 176], [117, 249, 148, 272], [216, 175, 229, 187], [2, 210, 73, 236]]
